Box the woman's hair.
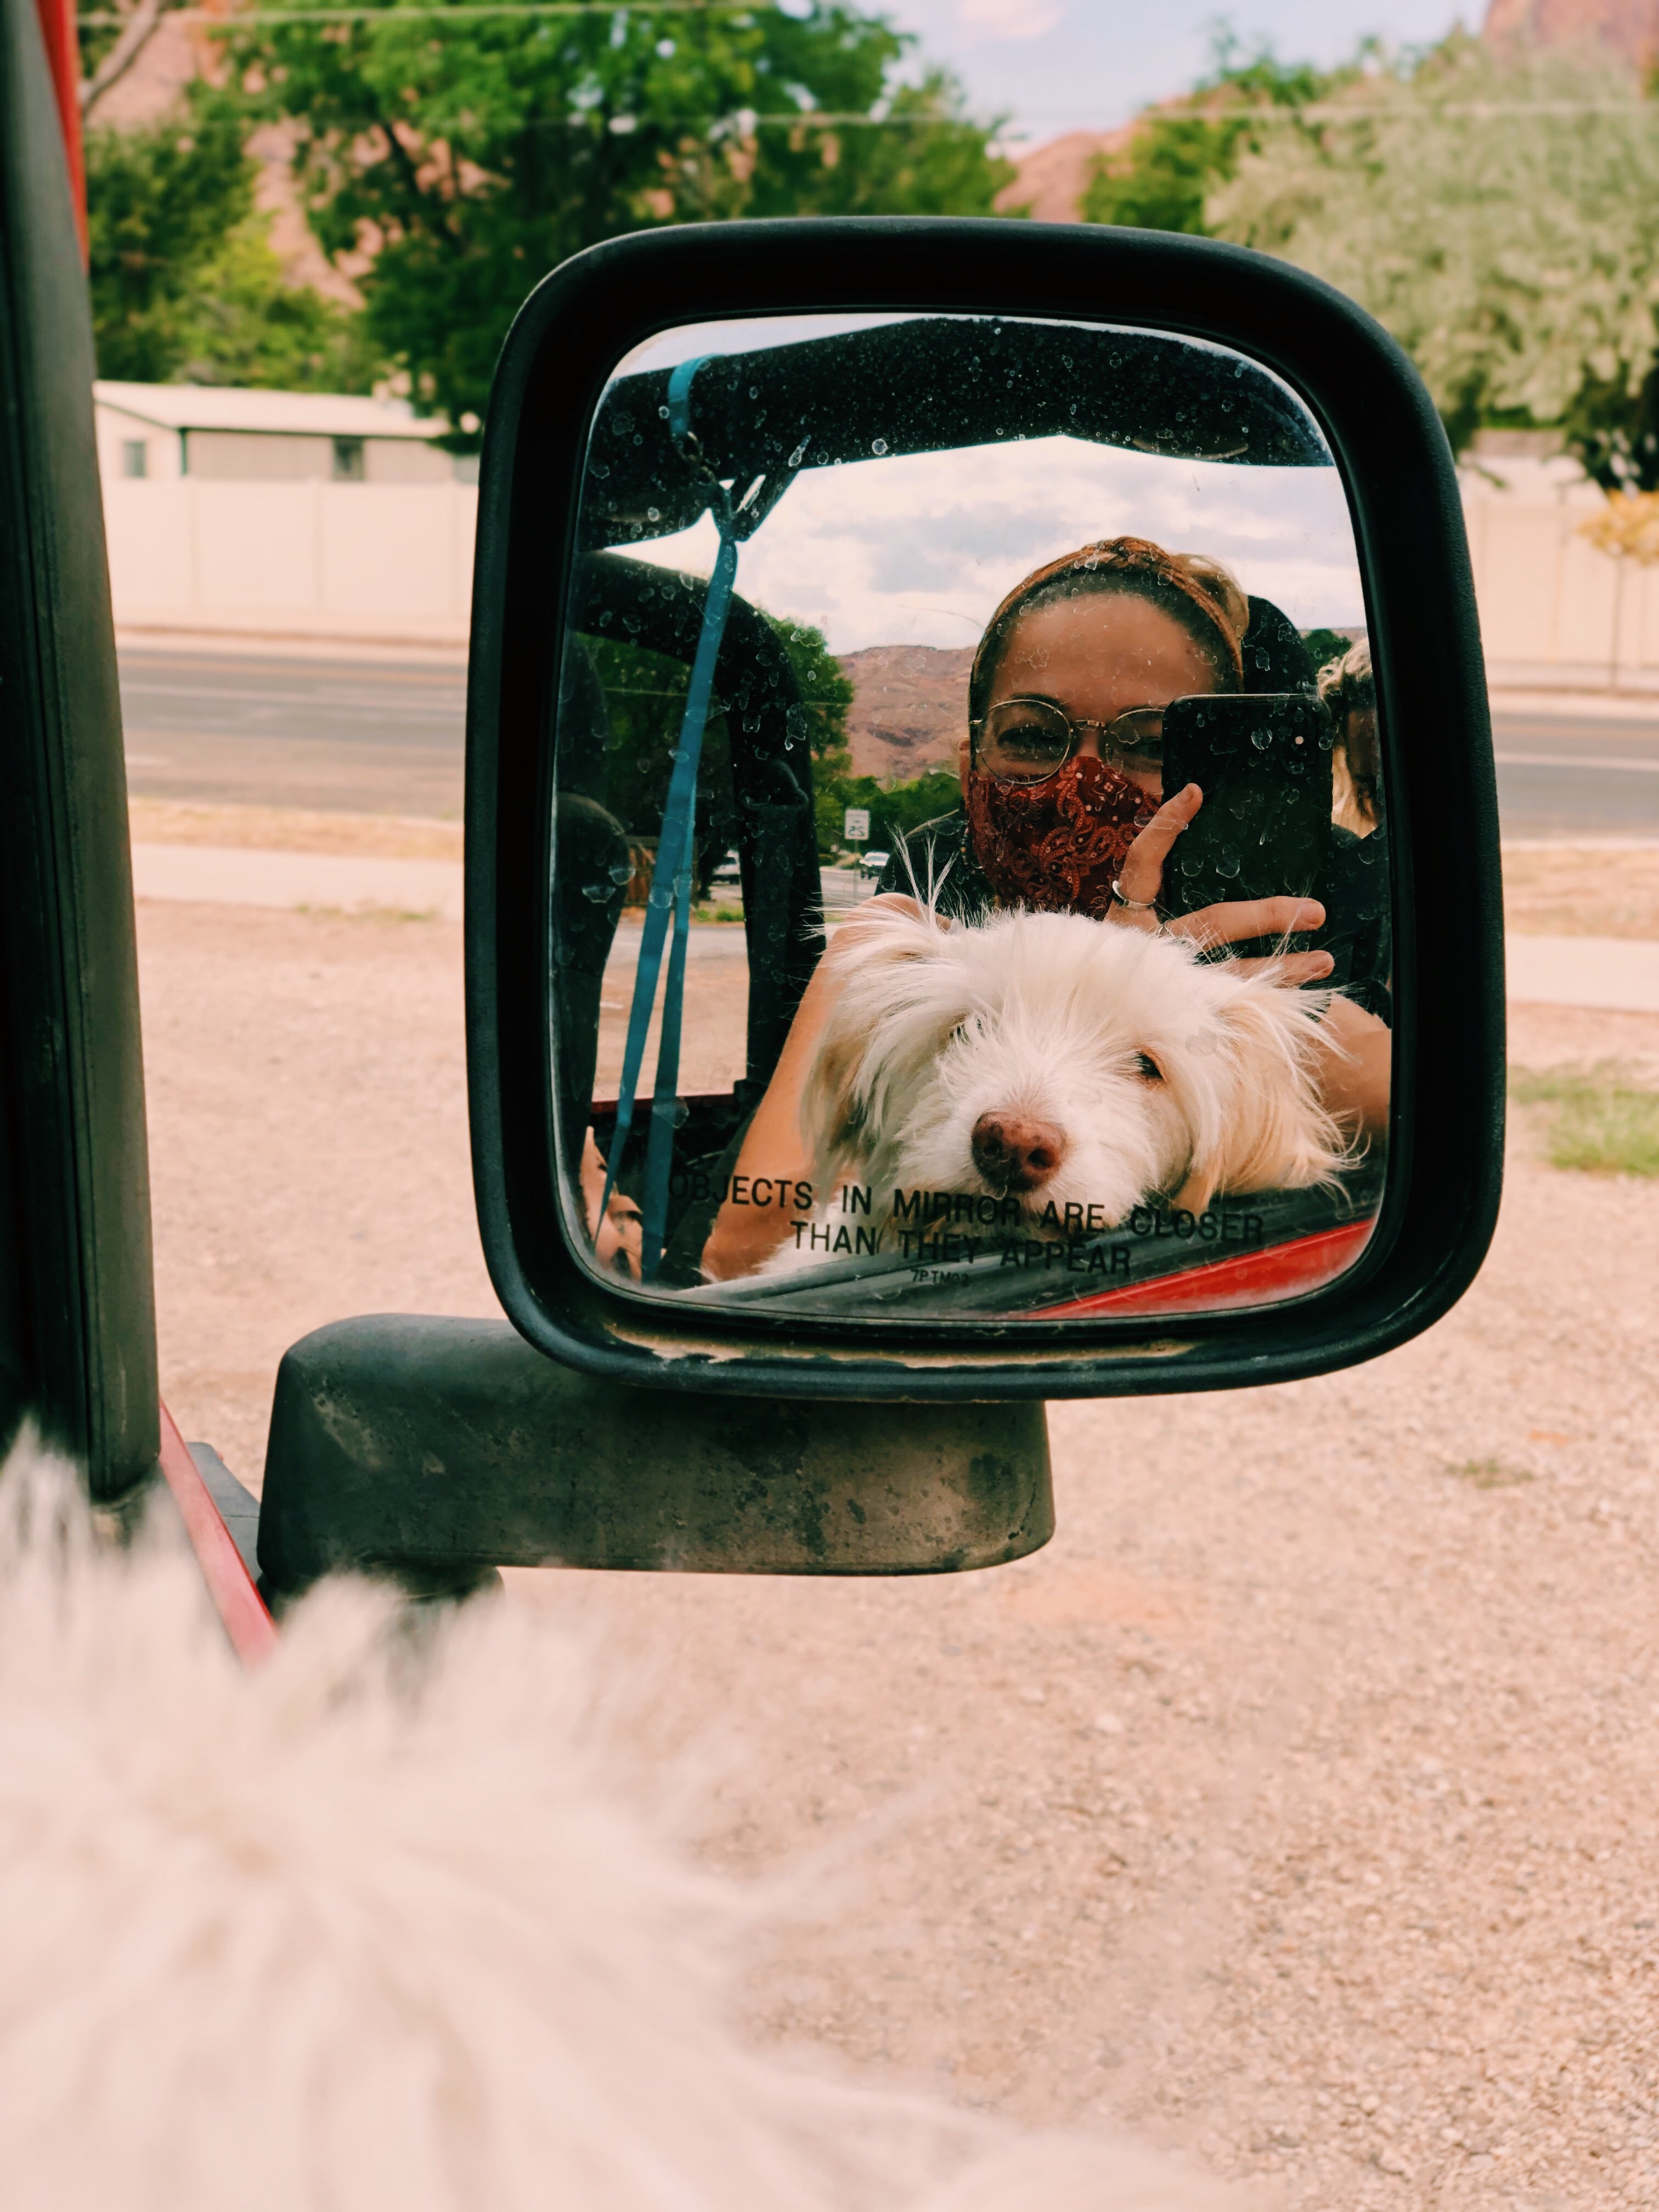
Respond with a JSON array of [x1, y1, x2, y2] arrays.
[[968, 537, 1248, 727], [1317, 639, 1379, 834]]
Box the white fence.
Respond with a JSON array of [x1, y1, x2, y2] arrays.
[[100, 456, 1659, 685], [103, 478, 478, 646], [1462, 459, 1659, 689]]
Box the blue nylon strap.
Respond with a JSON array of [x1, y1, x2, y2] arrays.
[[599, 359, 739, 1271], [667, 352, 708, 447], [637, 785, 697, 1279], [598, 527, 737, 1249]]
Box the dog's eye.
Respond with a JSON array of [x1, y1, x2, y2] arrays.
[[1133, 1052, 1164, 1083]]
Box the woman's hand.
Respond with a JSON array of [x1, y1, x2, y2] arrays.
[[1108, 782, 1334, 986], [580, 1127, 642, 1280]]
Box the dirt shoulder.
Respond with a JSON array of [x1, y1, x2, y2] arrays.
[[131, 799, 465, 861], [138, 899, 1659, 2210], [1503, 845, 1659, 939]]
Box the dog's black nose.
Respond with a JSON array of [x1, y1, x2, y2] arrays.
[[971, 1113, 1066, 1193]]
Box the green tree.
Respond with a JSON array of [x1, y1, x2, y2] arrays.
[[1206, 34, 1659, 482], [1082, 37, 1333, 235], [226, 2, 1012, 443], [814, 764, 960, 863], [87, 86, 373, 388], [588, 610, 853, 884]]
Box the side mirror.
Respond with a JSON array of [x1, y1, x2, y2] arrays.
[[466, 218, 1503, 1406], [255, 217, 1503, 1601]]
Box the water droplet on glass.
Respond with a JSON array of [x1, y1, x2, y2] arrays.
[[871, 437, 888, 455], [581, 882, 612, 904], [608, 862, 633, 885], [647, 885, 673, 910], [1216, 848, 1240, 879], [646, 506, 661, 521], [748, 385, 759, 399], [1180, 850, 1203, 876], [1250, 725, 1272, 751], [669, 1100, 690, 1127]]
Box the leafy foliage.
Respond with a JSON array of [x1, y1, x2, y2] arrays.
[[588, 612, 853, 889], [1206, 35, 1659, 483], [1082, 38, 1333, 235], [814, 766, 961, 864], [87, 86, 371, 388], [227, 2, 1012, 443], [1578, 488, 1659, 565], [1509, 1062, 1659, 1177]]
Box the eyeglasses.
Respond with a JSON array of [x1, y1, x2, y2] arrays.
[[972, 698, 1165, 785]]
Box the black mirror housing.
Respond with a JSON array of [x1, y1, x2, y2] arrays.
[[465, 217, 1502, 1402]]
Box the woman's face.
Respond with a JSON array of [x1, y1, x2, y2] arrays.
[[985, 590, 1221, 797]]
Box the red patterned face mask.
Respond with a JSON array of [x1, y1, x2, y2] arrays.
[[964, 754, 1157, 918]]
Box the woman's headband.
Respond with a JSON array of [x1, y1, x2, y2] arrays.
[[969, 537, 1247, 722]]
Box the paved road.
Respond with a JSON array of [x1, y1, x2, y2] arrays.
[[1491, 707, 1659, 838], [120, 646, 1659, 836], [120, 647, 469, 818]]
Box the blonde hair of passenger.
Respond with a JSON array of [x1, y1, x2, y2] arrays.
[[1317, 638, 1379, 836]]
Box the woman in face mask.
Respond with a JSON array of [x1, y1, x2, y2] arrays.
[[699, 537, 1389, 1282], [904, 535, 1333, 972]]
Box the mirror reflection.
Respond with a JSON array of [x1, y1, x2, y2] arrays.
[[552, 314, 1390, 1322]]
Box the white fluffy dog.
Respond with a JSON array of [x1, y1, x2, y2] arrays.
[[777, 901, 1346, 1267], [0, 1439, 1245, 2212]]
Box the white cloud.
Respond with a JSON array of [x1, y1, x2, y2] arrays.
[[624, 436, 1364, 653], [955, 0, 1063, 39]]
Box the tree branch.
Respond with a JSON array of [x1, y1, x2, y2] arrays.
[[81, 0, 182, 121], [369, 100, 465, 251]]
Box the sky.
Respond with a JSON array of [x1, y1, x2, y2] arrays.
[[879, 0, 1480, 145]]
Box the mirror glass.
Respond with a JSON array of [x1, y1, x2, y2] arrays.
[[551, 313, 1390, 1323]]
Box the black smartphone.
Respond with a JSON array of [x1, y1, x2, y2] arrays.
[[1159, 693, 1334, 954]]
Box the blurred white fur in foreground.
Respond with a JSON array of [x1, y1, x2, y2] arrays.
[[0, 1438, 1244, 2212]]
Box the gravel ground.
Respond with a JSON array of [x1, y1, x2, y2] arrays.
[[139, 896, 1659, 2210], [1503, 850, 1659, 941]]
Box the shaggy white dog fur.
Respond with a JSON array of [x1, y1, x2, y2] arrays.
[[775, 902, 1346, 1268], [0, 1438, 1244, 2212]]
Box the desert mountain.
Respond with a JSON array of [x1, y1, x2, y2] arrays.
[[1482, 0, 1659, 62], [836, 645, 975, 781]]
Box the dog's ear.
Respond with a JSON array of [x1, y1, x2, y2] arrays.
[[802, 996, 867, 1165], [1173, 978, 1347, 1215], [821, 893, 945, 975], [803, 901, 957, 1171]]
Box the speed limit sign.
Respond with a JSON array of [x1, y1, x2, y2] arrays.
[[843, 807, 871, 843]]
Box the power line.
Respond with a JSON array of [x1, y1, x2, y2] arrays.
[[78, 2, 787, 16], [1139, 97, 1655, 122]]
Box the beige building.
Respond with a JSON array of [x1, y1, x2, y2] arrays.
[[95, 383, 479, 646], [92, 381, 476, 487]]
